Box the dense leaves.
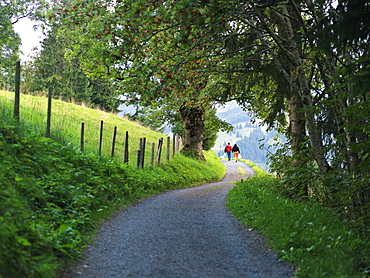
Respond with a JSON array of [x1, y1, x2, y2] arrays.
[[0, 120, 129, 277], [52, 0, 245, 157]]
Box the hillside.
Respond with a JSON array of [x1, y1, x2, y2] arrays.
[[0, 90, 168, 166], [0, 90, 278, 170]]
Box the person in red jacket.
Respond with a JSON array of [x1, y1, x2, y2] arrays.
[[224, 142, 232, 161]]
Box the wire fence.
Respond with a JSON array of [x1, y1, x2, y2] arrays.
[[9, 61, 182, 168]]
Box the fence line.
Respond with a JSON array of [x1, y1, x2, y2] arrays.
[[10, 62, 181, 168], [75, 122, 180, 168]]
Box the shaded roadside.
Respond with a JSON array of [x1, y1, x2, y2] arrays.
[[63, 160, 293, 278]]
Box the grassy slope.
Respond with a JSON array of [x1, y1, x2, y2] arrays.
[[0, 91, 226, 278], [0, 90, 167, 166]]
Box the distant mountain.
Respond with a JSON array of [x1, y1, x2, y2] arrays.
[[213, 101, 282, 172]]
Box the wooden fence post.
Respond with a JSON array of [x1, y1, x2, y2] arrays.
[[166, 136, 170, 160], [151, 142, 155, 167], [156, 138, 163, 164], [80, 122, 85, 152], [124, 131, 129, 163], [111, 126, 117, 157], [14, 61, 20, 122], [176, 134, 181, 152], [137, 138, 143, 168], [172, 133, 176, 155], [99, 121, 103, 156], [45, 86, 52, 138], [141, 137, 146, 169]]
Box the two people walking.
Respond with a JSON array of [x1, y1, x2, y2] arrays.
[[224, 142, 241, 162]]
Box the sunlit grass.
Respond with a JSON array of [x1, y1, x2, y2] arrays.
[[0, 90, 170, 167]]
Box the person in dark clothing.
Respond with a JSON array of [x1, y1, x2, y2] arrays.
[[232, 144, 240, 162], [224, 142, 232, 161]]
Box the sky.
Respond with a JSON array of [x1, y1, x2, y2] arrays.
[[13, 17, 44, 61]]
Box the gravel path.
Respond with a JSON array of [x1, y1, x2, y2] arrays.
[[63, 160, 294, 278]]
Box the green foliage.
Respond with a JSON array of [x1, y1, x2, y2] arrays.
[[0, 110, 224, 277], [51, 0, 236, 157], [0, 0, 48, 90], [0, 18, 20, 90], [56, 0, 227, 108], [227, 169, 368, 277], [267, 134, 370, 244], [22, 25, 120, 112], [127, 106, 168, 132], [203, 108, 233, 150]]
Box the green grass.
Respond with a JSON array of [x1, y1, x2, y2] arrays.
[[0, 91, 226, 278], [0, 90, 169, 167], [227, 161, 367, 277]]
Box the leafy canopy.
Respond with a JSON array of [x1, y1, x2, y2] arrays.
[[56, 0, 234, 111]]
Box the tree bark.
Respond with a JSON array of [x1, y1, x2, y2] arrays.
[[288, 93, 306, 160], [271, 3, 332, 173], [179, 105, 205, 160]]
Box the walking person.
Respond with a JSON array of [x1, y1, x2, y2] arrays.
[[232, 143, 240, 162], [224, 142, 232, 161]]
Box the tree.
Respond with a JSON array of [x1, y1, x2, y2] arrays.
[[172, 106, 233, 152], [221, 0, 369, 230], [56, 0, 233, 159], [53, 0, 369, 231], [16, 0, 120, 111], [0, 0, 48, 89], [196, 0, 367, 182]]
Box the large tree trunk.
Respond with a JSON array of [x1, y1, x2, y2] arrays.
[[179, 105, 205, 160], [272, 3, 332, 173], [289, 91, 306, 160], [288, 92, 309, 196]]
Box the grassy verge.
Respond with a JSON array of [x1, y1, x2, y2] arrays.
[[226, 160, 365, 277], [0, 110, 225, 277]]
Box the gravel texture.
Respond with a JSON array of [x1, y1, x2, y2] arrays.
[[62, 160, 294, 278]]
